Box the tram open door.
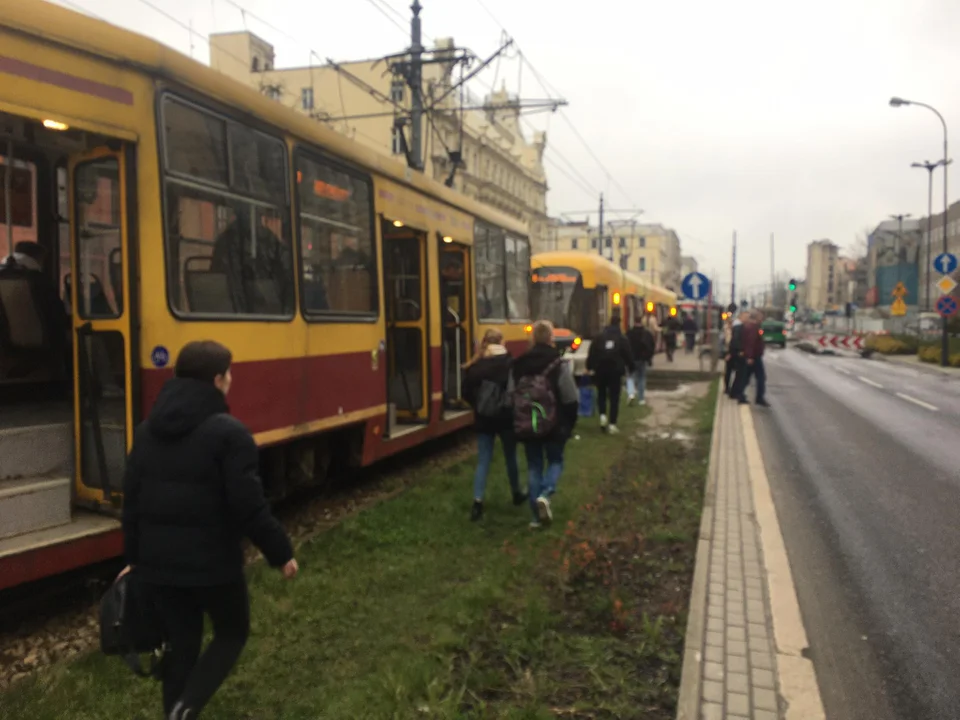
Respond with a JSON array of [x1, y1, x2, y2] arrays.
[[68, 145, 136, 510], [438, 234, 471, 414]]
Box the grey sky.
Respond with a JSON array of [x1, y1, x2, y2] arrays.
[[55, 0, 960, 301]]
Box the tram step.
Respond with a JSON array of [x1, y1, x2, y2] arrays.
[[0, 477, 72, 540], [0, 423, 73, 480]]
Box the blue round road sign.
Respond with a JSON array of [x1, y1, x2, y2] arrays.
[[151, 345, 170, 368], [936, 295, 958, 318], [933, 252, 958, 276], [681, 271, 711, 301]]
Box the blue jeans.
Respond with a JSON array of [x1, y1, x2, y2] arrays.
[[523, 440, 565, 520], [474, 430, 520, 501], [626, 363, 648, 401]]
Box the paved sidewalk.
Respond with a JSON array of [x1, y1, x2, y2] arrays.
[[678, 395, 824, 720]]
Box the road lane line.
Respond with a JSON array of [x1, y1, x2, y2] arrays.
[[858, 375, 883, 388], [741, 406, 826, 720], [896, 392, 939, 411], [836, 367, 851, 375]]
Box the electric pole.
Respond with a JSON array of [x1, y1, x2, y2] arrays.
[[770, 232, 775, 307], [731, 230, 737, 308], [408, 0, 424, 171], [597, 193, 604, 258]]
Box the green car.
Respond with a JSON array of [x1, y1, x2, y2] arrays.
[[761, 320, 787, 348]]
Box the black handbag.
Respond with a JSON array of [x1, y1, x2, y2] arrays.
[[99, 570, 166, 678]]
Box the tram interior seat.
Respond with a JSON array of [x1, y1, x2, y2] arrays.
[[0, 262, 59, 383]]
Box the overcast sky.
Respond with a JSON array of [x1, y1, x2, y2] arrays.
[[55, 0, 960, 302]]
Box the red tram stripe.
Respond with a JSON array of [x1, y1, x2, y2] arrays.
[[0, 55, 134, 106]]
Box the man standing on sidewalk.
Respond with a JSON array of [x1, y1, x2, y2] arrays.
[[734, 310, 769, 407]]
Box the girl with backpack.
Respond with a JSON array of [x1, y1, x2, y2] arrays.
[[462, 329, 527, 521]]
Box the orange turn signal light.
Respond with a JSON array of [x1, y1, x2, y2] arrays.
[[571, 336, 582, 351]]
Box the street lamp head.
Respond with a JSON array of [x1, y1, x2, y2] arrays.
[[889, 96, 911, 107]]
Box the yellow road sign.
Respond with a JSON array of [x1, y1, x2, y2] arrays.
[[891, 297, 907, 316], [936, 275, 958, 295], [892, 282, 908, 298]]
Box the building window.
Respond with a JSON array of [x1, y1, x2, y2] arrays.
[[619, 236, 626, 248], [161, 96, 293, 318], [605, 237, 612, 248], [390, 80, 405, 104], [639, 257, 646, 272], [571, 238, 578, 249], [639, 236, 646, 248], [301, 87, 314, 111], [591, 238, 597, 249], [251, 56, 260, 72], [296, 152, 377, 317], [391, 127, 403, 155]]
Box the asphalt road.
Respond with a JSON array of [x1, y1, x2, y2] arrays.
[[750, 347, 960, 720]]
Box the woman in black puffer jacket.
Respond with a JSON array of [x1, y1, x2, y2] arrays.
[[462, 329, 527, 521]]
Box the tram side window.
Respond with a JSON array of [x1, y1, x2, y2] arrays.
[[475, 223, 506, 320], [505, 235, 530, 320], [296, 153, 377, 316], [162, 97, 294, 318]]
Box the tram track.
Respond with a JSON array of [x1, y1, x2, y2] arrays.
[[0, 429, 475, 691]]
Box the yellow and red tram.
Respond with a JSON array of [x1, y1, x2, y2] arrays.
[[0, 0, 532, 590]]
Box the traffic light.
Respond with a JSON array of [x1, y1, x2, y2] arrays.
[[788, 278, 797, 292], [789, 294, 798, 313]]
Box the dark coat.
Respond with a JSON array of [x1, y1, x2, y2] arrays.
[[509, 343, 579, 442], [463, 352, 514, 435], [121, 378, 293, 587], [586, 323, 635, 378], [741, 321, 765, 360], [626, 325, 655, 365]]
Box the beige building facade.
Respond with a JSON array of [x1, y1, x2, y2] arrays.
[[209, 32, 550, 249], [539, 220, 683, 291], [805, 239, 840, 310]]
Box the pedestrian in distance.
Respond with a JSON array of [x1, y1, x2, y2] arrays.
[[663, 313, 681, 362], [725, 312, 748, 397], [462, 328, 527, 522], [586, 309, 635, 434], [626, 315, 656, 406], [120, 340, 298, 720], [733, 311, 770, 407], [682, 312, 698, 354], [508, 320, 579, 529]]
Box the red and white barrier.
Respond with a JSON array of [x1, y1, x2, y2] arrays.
[[814, 334, 865, 350]]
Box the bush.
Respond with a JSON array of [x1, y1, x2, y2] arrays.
[[917, 345, 960, 367], [866, 334, 918, 354]]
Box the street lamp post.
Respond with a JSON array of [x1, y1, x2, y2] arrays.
[[911, 160, 950, 312], [890, 96, 951, 367]]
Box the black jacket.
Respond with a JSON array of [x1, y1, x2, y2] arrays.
[[626, 325, 655, 365], [463, 352, 514, 435], [587, 323, 635, 378], [509, 343, 579, 442], [728, 323, 745, 356], [122, 378, 293, 587]]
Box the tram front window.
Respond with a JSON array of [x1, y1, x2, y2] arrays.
[[530, 266, 600, 339]]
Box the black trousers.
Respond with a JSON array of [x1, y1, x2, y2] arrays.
[[149, 578, 250, 718], [596, 375, 623, 425], [724, 357, 737, 394]]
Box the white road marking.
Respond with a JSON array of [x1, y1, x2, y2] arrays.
[[858, 376, 883, 388], [895, 392, 939, 412], [741, 407, 826, 720], [836, 367, 851, 375]]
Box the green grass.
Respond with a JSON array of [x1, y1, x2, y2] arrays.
[[0, 385, 717, 720]]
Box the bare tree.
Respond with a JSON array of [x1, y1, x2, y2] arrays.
[[845, 226, 871, 259]]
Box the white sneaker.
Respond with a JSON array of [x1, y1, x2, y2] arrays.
[[536, 496, 553, 524], [599, 414, 608, 428], [529, 520, 542, 529], [638, 399, 646, 406], [608, 425, 620, 435]]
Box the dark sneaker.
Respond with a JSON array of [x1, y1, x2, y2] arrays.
[[512, 491, 529, 506], [737, 398, 749, 405], [756, 399, 770, 407], [470, 501, 483, 522]]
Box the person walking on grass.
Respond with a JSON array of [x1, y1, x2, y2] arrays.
[[120, 340, 298, 720], [508, 320, 579, 528], [462, 329, 526, 521], [586, 310, 634, 434], [626, 315, 656, 406]]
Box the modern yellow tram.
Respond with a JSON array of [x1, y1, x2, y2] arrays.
[[0, 0, 532, 590], [529, 251, 677, 371]]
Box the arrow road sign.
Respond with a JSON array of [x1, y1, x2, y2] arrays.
[[933, 252, 959, 276], [681, 272, 711, 301], [937, 295, 958, 318]]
